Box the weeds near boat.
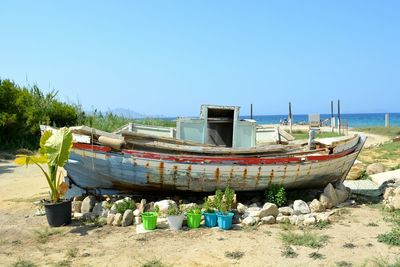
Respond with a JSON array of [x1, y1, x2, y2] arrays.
[[141, 259, 170, 267], [280, 231, 329, 248], [378, 227, 400, 246], [362, 256, 400, 267], [225, 250, 245, 260], [312, 220, 330, 230], [281, 246, 298, 258], [10, 259, 38, 267], [309, 252, 325, 260], [336, 261, 353, 267], [33, 227, 63, 244], [51, 260, 72, 267], [66, 248, 78, 258], [343, 242, 356, 249]]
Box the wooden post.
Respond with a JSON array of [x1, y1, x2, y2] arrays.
[[288, 101, 292, 133], [385, 113, 389, 128], [331, 100, 334, 132], [337, 100, 341, 134], [250, 104, 253, 120]]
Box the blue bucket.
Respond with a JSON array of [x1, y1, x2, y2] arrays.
[[203, 212, 217, 227], [217, 212, 234, 230]]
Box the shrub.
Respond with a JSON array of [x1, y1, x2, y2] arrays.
[[378, 227, 400, 246], [265, 185, 287, 207], [114, 198, 136, 214]]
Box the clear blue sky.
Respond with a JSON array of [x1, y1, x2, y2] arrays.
[[1, 1, 399, 117]]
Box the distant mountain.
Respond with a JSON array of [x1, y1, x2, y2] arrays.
[[109, 108, 168, 119]]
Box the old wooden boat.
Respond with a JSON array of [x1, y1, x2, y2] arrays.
[[63, 105, 367, 193]]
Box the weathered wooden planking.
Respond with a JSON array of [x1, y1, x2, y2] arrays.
[[65, 136, 365, 192]]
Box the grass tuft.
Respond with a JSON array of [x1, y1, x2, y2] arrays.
[[378, 227, 400, 246], [224, 250, 245, 260], [336, 261, 353, 267], [66, 248, 78, 258], [141, 259, 170, 267], [10, 259, 38, 267], [309, 252, 325, 260], [280, 231, 329, 248], [281, 246, 298, 258], [312, 220, 330, 230], [33, 227, 63, 244]]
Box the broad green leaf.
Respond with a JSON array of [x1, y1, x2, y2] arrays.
[[44, 127, 73, 167], [15, 154, 48, 165], [39, 130, 53, 155]]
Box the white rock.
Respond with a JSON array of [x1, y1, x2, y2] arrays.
[[261, 215, 276, 224], [278, 206, 294, 216], [133, 209, 141, 217], [237, 203, 248, 214], [303, 217, 316, 226], [249, 203, 259, 208], [276, 215, 290, 224], [138, 199, 146, 212], [295, 215, 305, 226], [122, 209, 134, 227], [289, 215, 298, 225], [242, 216, 257, 226], [315, 211, 333, 223], [107, 213, 115, 225], [384, 188, 394, 200], [323, 183, 338, 207], [309, 199, 326, 213], [293, 200, 311, 214], [244, 207, 262, 218], [112, 213, 123, 226], [81, 196, 96, 214], [72, 200, 82, 213], [260, 203, 279, 217], [320, 193, 333, 209]]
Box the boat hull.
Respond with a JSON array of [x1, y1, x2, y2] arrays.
[[65, 136, 366, 193]]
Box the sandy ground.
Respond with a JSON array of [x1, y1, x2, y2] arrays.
[[0, 160, 399, 267]]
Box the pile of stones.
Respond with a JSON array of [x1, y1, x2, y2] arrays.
[[71, 182, 352, 228]]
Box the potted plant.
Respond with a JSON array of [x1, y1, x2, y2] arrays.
[[216, 187, 235, 230], [15, 128, 73, 227], [166, 204, 184, 230], [142, 205, 159, 230], [202, 197, 217, 227], [186, 205, 202, 228]]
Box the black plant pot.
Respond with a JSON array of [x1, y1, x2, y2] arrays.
[[44, 200, 72, 227]]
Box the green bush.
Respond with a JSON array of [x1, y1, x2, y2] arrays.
[[265, 185, 287, 207]]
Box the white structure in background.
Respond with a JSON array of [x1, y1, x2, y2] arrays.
[[113, 123, 176, 138], [308, 114, 320, 129]]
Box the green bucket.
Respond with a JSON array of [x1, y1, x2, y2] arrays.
[[187, 213, 202, 228], [142, 212, 157, 230]]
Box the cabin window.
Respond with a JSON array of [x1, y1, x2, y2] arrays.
[[206, 108, 234, 147]]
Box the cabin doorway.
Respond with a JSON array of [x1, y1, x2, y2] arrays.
[[206, 108, 234, 147]]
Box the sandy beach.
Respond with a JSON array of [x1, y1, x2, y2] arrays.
[[1, 156, 399, 267]]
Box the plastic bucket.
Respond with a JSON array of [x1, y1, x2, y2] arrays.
[[44, 200, 72, 227], [217, 212, 234, 230], [203, 212, 217, 228], [187, 213, 202, 228], [142, 212, 157, 230], [167, 214, 184, 230]]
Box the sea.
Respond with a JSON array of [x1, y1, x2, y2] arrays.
[[240, 113, 400, 128]]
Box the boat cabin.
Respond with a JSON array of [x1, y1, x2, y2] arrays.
[[176, 105, 256, 148]]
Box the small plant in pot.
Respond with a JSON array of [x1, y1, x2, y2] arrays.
[[203, 197, 217, 227], [216, 187, 235, 230], [15, 128, 73, 227], [166, 204, 184, 230], [186, 205, 202, 229], [142, 205, 159, 230]]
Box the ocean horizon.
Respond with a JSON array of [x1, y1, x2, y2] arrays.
[[240, 112, 400, 128]]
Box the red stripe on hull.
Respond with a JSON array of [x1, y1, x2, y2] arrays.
[[73, 143, 356, 165]]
